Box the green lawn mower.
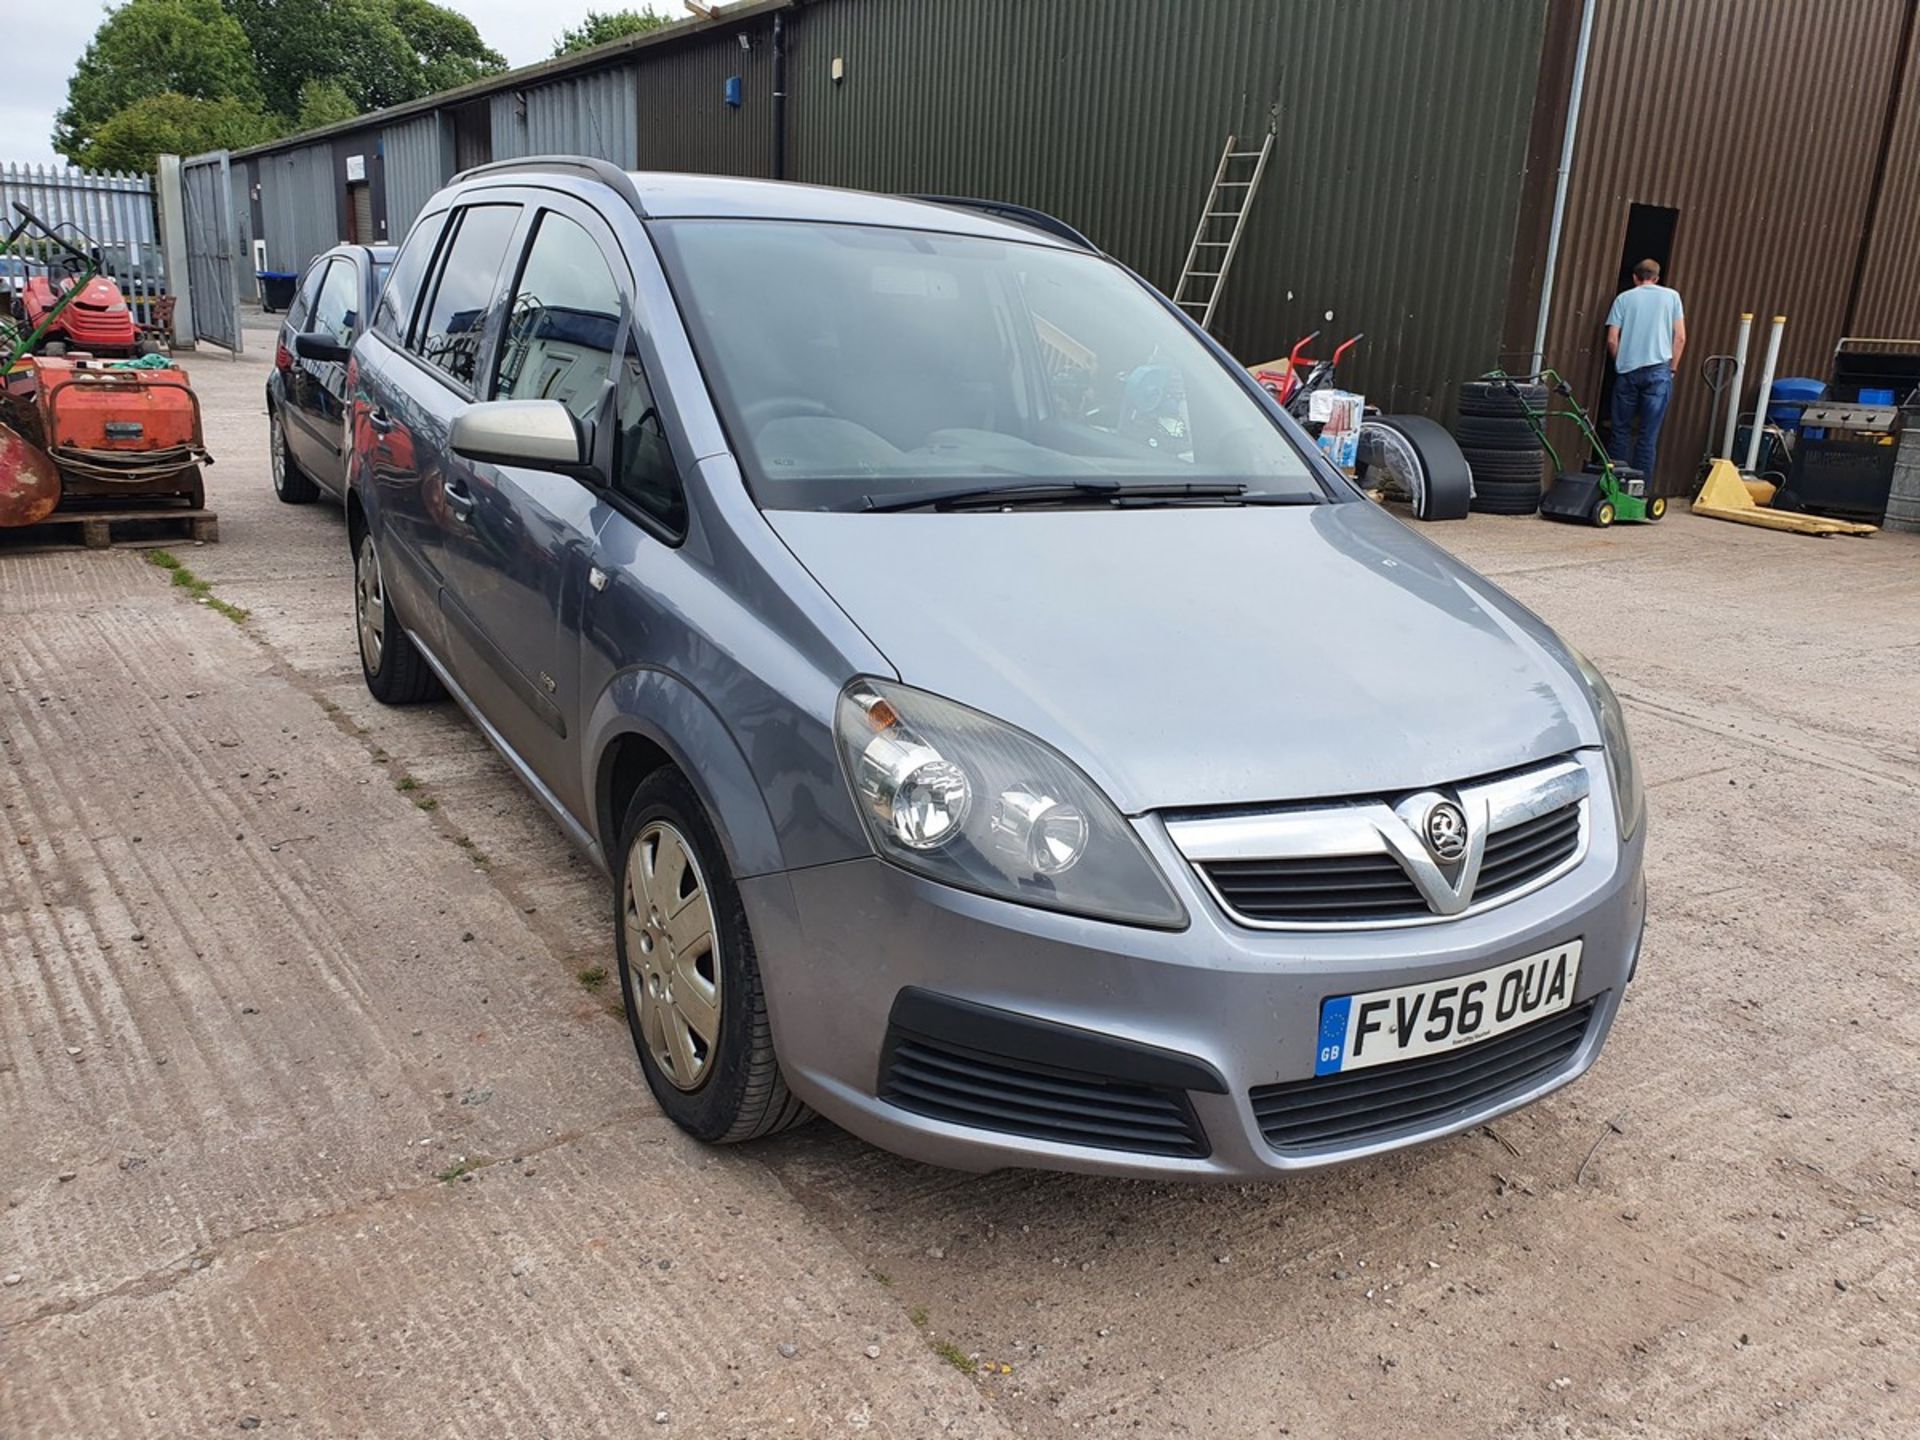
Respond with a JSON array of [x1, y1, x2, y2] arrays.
[[1485, 367, 1666, 527]]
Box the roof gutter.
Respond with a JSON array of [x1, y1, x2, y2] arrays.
[[1528, 0, 1598, 376]]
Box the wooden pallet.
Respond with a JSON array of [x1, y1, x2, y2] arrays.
[[0, 506, 218, 551]]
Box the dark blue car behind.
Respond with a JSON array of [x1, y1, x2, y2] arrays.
[[266, 242, 393, 503]]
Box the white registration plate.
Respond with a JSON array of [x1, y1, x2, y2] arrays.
[[1314, 941, 1583, 1077]]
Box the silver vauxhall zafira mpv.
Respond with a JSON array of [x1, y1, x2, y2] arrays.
[[339, 158, 1646, 1179]]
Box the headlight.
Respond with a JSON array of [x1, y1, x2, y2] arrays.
[[834, 679, 1186, 928], [1571, 649, 1644, 839]]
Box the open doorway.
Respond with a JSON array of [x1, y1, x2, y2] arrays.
[[1596, 202, 1680, 451]]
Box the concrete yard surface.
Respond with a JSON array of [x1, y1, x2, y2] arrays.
[[3, 320, 1918, 1437]]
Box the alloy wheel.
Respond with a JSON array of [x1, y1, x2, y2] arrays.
[[270, 416, 287, 495], [623, 820, 722, 1091], [355, 533, 385, 671]]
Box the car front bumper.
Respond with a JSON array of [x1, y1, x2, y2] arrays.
[[743, 775, 1646, 1181]]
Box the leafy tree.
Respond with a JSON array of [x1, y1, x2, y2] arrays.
[[296, 79, 360, 131], [553, 8, 671, 58], [77, 92, 278, 174], [228, 0, 506, 119], [57, 0, 508, 169], [392, 0, 511, 95], [54, 0, 263, 164]]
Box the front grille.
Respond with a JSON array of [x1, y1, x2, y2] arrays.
[[1478, 804, 1582, 894], [1207, 851, 1427, 922], [879, 1034, 1209, 1158], [1250, 999, 1596, 1153], [1201, 797, 1583, 925]]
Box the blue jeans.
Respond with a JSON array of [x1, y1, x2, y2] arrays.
[[1609, 363, 1672, 477]]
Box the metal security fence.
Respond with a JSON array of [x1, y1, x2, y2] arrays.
[[181, 151, 243, 353], [0, 162, 167, 329]]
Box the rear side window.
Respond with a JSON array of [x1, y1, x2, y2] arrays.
[[415, 205, 520, 392], [372, 210, 448, 345], [308, 260, 359, 346]]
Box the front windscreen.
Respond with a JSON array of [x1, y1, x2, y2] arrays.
[[649, 219, 1324, 511]]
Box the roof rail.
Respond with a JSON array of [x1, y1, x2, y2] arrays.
[[448, 155, 647, 218], [908, 195, 1099, 252]]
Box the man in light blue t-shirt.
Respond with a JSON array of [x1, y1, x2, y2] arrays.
[[1605, 259, 1686, 478]]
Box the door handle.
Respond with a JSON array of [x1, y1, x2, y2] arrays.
[[588, 566, 609, 592], [442, 476, 474, 518], [366, 406, 394, 434]]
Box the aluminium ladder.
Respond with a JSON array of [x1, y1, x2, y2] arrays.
[[1171, 132, 1274, 333]]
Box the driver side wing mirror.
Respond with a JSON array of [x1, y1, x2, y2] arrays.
[[448, 399, 591, 478], [292, 330, 351, 363]]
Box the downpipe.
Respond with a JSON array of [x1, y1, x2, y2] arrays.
[[1718, 312, 1751, 461], [772, 11, 787, 181], [1742, 315, 1786, 475]]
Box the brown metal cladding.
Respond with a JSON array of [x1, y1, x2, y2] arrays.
[[1539, 0, 1916, 494], [1851, 4, 1920, 335], [783, 0, 1551, 415]]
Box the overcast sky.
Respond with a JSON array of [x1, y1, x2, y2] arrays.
[[8, 1, 635, 168]]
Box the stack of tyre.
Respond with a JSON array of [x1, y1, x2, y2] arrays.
[[1453, 380, 1549, 515]]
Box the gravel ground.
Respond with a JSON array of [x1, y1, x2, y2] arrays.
[[3, 314, 1917, 1437]]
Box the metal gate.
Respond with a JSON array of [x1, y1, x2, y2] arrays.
[[181, 150, 242, 354], [0, 162, 166, 330]]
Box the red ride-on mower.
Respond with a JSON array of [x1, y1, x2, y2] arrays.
[[14, 212, 143, 357]]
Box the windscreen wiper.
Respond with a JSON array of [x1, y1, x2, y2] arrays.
[[861, 479, 1322, 513], [1110, 486, 1322, 507], [1204, 490, 1324, 506], [862, 479, 1124, 513]]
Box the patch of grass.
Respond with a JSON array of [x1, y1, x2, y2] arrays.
[[908, 1307, 929, 1329], [930, 1340, 976, 1375], [146, 549, 248, 624], [455, 836, 490, 867], [396, 775, 420, 792], [436, 1157, 476, 1183], [577, 966, 609, 993], [413, 796, 438, 812], [603, 999, 627, 1020], [872, 1270, 892, 1287]]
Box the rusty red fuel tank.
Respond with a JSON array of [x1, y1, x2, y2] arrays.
[[0, 422, 61, 526]]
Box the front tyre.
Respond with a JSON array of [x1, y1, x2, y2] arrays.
[[615, 769, 812, 1144], [354, 529, 441, 705]]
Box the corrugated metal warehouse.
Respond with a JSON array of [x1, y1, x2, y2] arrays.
[[233, 0, 1920, 496]]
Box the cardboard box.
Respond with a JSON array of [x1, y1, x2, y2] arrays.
[[1312, 388, 1364, 470]]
